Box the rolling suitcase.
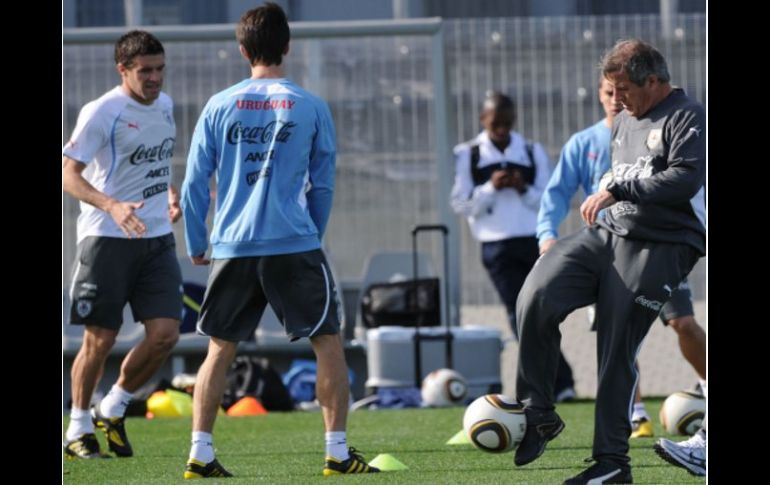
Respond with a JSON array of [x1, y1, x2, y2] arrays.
[[410, 224, 452, 387], [364, 224, 503, 397]]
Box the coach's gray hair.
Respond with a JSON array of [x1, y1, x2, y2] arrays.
[[600, 39, 670, 87]]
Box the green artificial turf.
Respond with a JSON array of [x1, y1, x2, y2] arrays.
[[63, 399, 704, 483]]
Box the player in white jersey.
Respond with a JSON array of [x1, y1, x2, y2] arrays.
[[62, 30, 182, 460]]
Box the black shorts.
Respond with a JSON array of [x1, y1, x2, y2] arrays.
[[659, 279, 694, 324], [197, 249, 341, 342], [69, 234, 183, 329]]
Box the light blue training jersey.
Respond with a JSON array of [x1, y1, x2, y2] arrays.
[[182, 78, 336, 259], [536, 120, 610, 246]]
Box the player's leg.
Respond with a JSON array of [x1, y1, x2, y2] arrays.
[[66, 326, 118, 459], [66, 236, 128, 459], [184, 337, 238, 478], [514, 228, 602, 467], [263, 249, 379, 475], [93, 234, 183, 457], [185, 257, 264, 478], [577, 237, 698, 483], [630, 361, 653, 438], [661, 284, 706, 379]]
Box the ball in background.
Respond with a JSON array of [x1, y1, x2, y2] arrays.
[[659, 390, 705, 435], [421, 368, 468, 407]]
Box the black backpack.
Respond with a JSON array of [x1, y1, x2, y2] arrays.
[[469, 141, 536, 187], [222, 356, 294, 411]]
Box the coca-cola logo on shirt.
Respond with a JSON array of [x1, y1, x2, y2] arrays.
[[226, 120, 296, 145], [130, 137, 175, 165]]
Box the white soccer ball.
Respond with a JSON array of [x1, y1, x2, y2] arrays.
[[463, 394, 526, 453], [421, 368, 468, 407], [659, 390, 705, 436]]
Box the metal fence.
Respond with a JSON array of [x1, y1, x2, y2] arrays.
[[446, 14, 707, 305], [63, 14, 707, 316]]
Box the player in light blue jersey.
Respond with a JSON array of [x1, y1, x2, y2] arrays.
[[181, 3, 378, 478]]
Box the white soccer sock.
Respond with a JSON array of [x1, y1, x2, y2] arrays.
[[99, 384, 134, 418], [66, 407, 94, 442], [698, 379, 707, 399], [190, 431, 215, 464], [325, 431, 349, 461], [631, 403, 649, 421]]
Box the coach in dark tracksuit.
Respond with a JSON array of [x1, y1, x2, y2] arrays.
[[512, 39, 706, 485]]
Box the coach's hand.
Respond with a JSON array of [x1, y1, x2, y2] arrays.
[[580, 189, 616, 226]]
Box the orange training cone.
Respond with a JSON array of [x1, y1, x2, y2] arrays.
[[226, 396, 268, 416]]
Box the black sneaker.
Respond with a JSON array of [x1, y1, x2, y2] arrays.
[[514, 407, 565, 466], [64, 433, 111, 459], [563, 460, 633, 484], [91, 406, 133, 457], [183, 458, 233, 479]]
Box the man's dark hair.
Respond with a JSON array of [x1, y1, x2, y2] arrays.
[[114, 30, 164, 68], [237, 2, 290, 67], [481, 92, 516, 123], [600, 39, 670, 87]]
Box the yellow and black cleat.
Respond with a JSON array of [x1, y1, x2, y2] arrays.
[[64, 433, 111, 459], [630, 417, 654, 438], [323, 447, 380, 476], [91, 407, 133, 457], [184, 458, 233, 479]]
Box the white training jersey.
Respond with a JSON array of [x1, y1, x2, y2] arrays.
[[63, 86, 176, 242], [450, 131, 552, 242]]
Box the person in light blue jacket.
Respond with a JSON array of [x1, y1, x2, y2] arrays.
[[180, 3, 379, 478], [536, 77, 620, 254], [536, 75, 706, 440]]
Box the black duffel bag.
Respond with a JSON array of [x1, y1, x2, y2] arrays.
[[360, 277, 440, 328]]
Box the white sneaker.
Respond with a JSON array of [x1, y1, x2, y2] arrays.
[[653, 431, 706, 476]]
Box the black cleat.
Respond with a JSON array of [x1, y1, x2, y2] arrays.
[[64, 433, 111, 459], [323, 447, 380, 476], [91, 407, 133, 457], [514, 407, 565, 466], [563, 460, 633, 484], [184, 458, 233, 479]]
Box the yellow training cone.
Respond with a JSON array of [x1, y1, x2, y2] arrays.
[[146, 391, 178, 418], [166, 389, 193, 416], [368, 454, 408, 471], [146, 389, 194, 418], [446, 429, 471, 445]]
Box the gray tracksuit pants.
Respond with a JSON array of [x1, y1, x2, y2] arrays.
[[515, 226, 699, 465]]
